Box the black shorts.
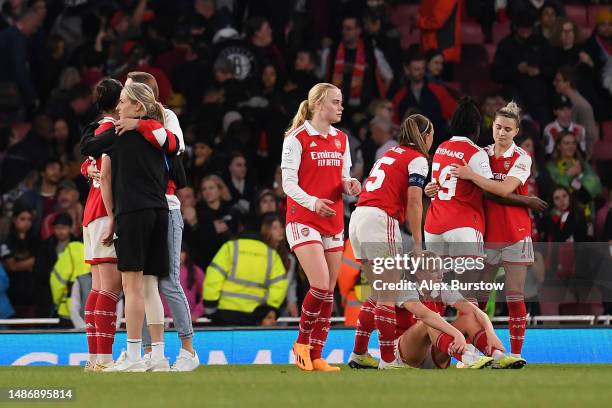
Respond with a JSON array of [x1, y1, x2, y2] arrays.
[[114, 209, 169, 277]]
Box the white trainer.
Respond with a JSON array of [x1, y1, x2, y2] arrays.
[[103, 357, 147, 372], [171, 349, 200, 372], [378, 358, 408, 370]]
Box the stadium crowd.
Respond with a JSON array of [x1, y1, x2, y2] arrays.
[[0, 0, 611, 327]]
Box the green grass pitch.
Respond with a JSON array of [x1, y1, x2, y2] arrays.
[[1, 365, 612, 408]]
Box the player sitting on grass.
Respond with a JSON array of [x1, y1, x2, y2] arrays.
[[395, 251, 527, 369]]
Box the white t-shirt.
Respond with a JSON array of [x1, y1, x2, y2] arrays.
[[164, 108, 184, 210]]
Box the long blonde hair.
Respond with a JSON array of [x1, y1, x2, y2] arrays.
[[201, 175, 232, 202], [285, 82, 338, 136], [399, 114, 432, 159], [122, 82, 166, 126]]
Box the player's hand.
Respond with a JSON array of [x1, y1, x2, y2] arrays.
[[102, 218, 115, 247], [87, 163, 100, 183], [450, 333, 467, 354], [343, 178, 361, 196], [486, 334, 506, 355], [424, 181, 439, 198], [315, 199, 336, 217], [450, 159, 474, 180], [527, 196, 548, 212], [115, 118, 139, 135]]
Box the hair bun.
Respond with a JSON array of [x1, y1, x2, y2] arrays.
[[504, 101, 520, 117]]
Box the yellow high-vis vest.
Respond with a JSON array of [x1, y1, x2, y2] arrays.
[[49, 241, 91, 319], [204, 239, 288, 313]]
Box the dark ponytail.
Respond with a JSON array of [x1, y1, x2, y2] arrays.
[[450, 96, 481, 143], [94, 78, 122, 114]]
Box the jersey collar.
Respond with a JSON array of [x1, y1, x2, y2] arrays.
[[450, 136, 472, 142], [487, 142, 516, 158], [305, 120, 338, 137]]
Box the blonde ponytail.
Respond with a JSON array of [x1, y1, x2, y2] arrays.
[[122, 82, 166, 124], [285, 82, 338, 137], [400, 114, 431, 159]]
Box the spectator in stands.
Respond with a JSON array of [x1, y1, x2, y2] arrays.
[[424, 49, 445, 85], [283, 49, 319, 115], [162, 244, 205, 322], [0, 8, 43, 117], [538, 185, 588, 281], [186, 175, 237, 268], [118, 44, 173, 105], [203, 218, 287, 326], [370, 116, 398, 160], [553, 66, 599, 158], [32, 212, 74, 318], [537, 1, 561, 41], [418, 0, 462, 64], [362, 7, 402, 74], [245, 16, 285, 80], [16, 158, 62, 230], [64, 83, 97, 138], [0, 205, 38, 317], [478, 93, 504, 147], [51, 118, 73, 165], [583, 8, 612, 120], [40, 180, 83, 240], [492, 11, 554, 126], [226, 152, 255, 214], [255, 189, 279, 217], [322, 15, 393, 111], [543, 95, 587, 156], [389, 52, 453, 149], [187, 126, 225, 187], [546, 131, 602, 233]]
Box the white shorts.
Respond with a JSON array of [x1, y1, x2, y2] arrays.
[[424, 227, 485, 257], [485, 236, 534, 265], [83, 216, 117, 264], [286, 222, 344, 252], [348, 206, 403, 261]]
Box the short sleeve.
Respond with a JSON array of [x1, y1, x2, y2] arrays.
[[507, 154, 531, 185], [281, 134, 302, 171], [407, 156, 429, 188], [441, 289, 464, 306], [467, 149, 493, 179]]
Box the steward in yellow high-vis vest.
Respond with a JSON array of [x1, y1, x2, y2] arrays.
[[49, 241, 91, 323], [203, 236, 287, 325]]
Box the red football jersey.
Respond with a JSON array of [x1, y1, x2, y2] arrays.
[[395, 301, 447, 339], [281, 121, 349, 235], [82, 119, 115, 226], [357, 145, 429, 224], [484, 143, 532, 245], [424, 137, 493, 234]]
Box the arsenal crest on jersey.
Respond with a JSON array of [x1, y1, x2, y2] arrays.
[[504, 160, 511, 170], [334, 139, 341, 149], [301, 227, 310, 237]]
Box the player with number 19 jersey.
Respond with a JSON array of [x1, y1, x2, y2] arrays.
[[424, 137, 493, 248]]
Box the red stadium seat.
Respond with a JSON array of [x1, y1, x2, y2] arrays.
[[566, 5, 588, 27], [491, 20, 510, 45], [462, 20, 484, 44], [389, 4, 420, 49]]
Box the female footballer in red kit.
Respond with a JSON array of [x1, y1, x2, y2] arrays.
[[281, 83, 361, 371]]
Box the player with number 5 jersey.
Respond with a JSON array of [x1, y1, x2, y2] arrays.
[[424, 98, 493, 257], [348, 114, 433, 369]]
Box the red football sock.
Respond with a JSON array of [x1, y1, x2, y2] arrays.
[[469, 329, 501, 357], [95, 290, 119, 355], [296, 287, 327, 345], [506, 291, 526, 355], [353, 297, 377, 355], [435, 333, 463, 362], [375, 304, 396, 363], [310, 291, 334, 360], [85, 290, 99, 355]]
